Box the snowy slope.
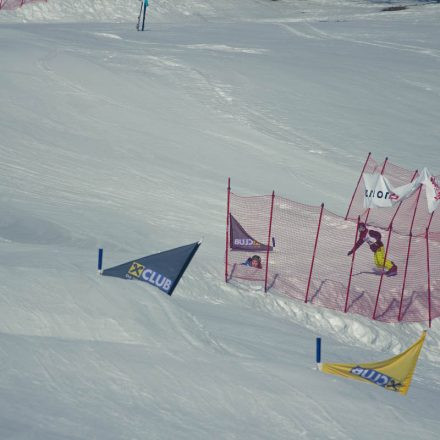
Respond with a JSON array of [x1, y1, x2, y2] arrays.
[[0, 0, 428, 23], [1, 1, 440, 439]]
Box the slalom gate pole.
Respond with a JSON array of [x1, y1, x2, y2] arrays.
[[264, 191, 275, 293], [344, 216, 360, 313], [345, 152, 371, 220], [373, 223, 393, 320], [98, 248, 103, 274], [225, 178, 231, 283], [305, 203, 324, 303], [316, 338, 321, 364], [389, 169, 418, 228], [398, 185, 423, 321], [141, 0, 147, 31], [365, 157, 388, 226]]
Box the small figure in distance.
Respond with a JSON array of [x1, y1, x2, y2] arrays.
[[347, 222, 397, 277], [243, 255, 262, 269]]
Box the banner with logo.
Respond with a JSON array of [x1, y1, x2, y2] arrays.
[[363, 173, 422, 209], [319, 331, 426, 395], [230, 214, 273, 251], [102, 241, 201, 296], [363, 173, 396, 208]]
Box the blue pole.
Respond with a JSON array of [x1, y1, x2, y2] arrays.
[[316, 337, 321, 363], [141, 0, 148, 31], [98, 248, 103, 273]]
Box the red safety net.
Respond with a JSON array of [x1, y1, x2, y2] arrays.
[[225, 156, 440, 325], [0, 0, 45, 10]]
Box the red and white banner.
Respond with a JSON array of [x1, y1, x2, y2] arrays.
[[419, 168, 440, 214], [363, 168, 440, 213]]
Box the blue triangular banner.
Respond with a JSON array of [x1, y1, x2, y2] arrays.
[[230, 214, 273, 251], [102, 241, 201, 296]]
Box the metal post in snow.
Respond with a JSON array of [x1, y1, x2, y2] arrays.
[[373, 223, 393, 320], [344, 216, 361, 313], [225, 178, 231, 283], [136, 0, 143, 30], [345, 152, 371, 220], [305, 203, 324, 303], [264, 191, 275, 293], [98, 248, 103, 274], [316, 338, 321, 364]]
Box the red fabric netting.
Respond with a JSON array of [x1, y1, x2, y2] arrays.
[[226, 157, 439, 324]]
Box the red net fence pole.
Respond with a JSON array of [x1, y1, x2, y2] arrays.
[[345, 152, 371, 220], [426, 211, 435, 231], [397, 185, 422, 321], [373, 224, 393, 320], [225, 178, 231, 283], [427, 211, 435, 327], [305, 203, 324, 303], [389, 169, 418, 228], [398, 232, 413, 322], [344, 216, 361, 313], [264, 191, 275, 293], [408, 185, 423, 234], [426, 228, 432, 328]]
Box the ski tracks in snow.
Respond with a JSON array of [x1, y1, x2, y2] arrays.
[[279, 21, 440, 59], [142, 286, 235, 357]]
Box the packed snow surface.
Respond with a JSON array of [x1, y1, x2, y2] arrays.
[[1, 1, 440, 439]]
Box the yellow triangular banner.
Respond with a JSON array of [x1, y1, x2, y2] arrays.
[[319, 331, 426, 395]]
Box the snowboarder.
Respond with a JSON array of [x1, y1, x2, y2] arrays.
[[242, 255, 262, 269], [347, 222, 397, 276]]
